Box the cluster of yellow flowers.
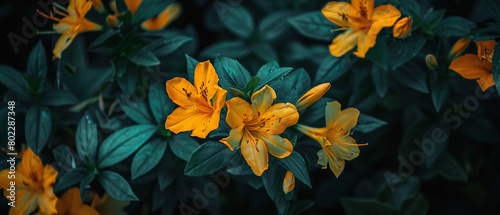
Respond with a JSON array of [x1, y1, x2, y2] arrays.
[[0, 148, 127, 215]]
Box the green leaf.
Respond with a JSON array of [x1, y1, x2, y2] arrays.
[[366, 36, 390, 70], [117, 69, 138, 96], [42, 90, 80, 106], [131, 0, 173, 24], [393, 62, 428, 93], [185, 54, 199, 83], [422, 123, 449, 168], [214, 56, 252, 90], [288, 11, 338, 41], [25, 105, 52, 155], [97, 171, 139, 201], [314, 55, 356, 85], [492, 41, 500, 96], [258, 11, 295, 41], [119, 97, 155, 125], [126, 51, 160, 66], [53, 167, 90, 192], [430, 77, 449, 112], [89, 30, 117, 48], [79, 173, 95, 201], [255, 62, 293, 90], [341, 198, 399, 215], [132, 138, 167, 180], [97, 125, 157, 168], [438, 152, 468, 182], [401, 194, 429, 215], [221, 6, 254, 38], [142, 35, 192, 57], [423, 9, 445, 31], [252, 43, 278, 62], [299, 97, 334, 124], [148, 81, 175, 125], [76, 113, 98, 165], [482, 0, 500, 22], [287, 200, 314, 215], [277, 151, 312, 188], [276, 68, 311, 104], [372, 65, 389, 97], [53, 145, 76, 169], [157, 157, 176, 190], [354, 113, 387, 133], [184, 140, 236, 176], [437, 16, 476, 37], [200, 41, 251, 59], [0, 66, 31, 99], [389, 36, 427, 70], [262, 161, 290, 214], [27, 40, 47, 83], [169, 133, 199, 161]]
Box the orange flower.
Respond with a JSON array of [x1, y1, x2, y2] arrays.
[[220, 86, 299, 176], [0, 148, 58, 215], [425, 54, 438, 70], [393, 17, 412, 38], [125, 0, 181, 31], [296, 83, 331, 111], [296, 102, 364, 177], [38, 0, 102, 58], [55, 188, 99, 215], [449, 38, 471, 59], [322, 0, 401, 58], [449, 40, 496, 91], [90, 0, 104, 13], [165, 61, 227, 138], [283, 171, 295, 194]]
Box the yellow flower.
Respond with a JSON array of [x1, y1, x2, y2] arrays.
[[55, 188, 99, 215], [449, 40, 496, 91], [393, 17, 412, 38], [425, 54, 438, 70], [165, 61, 227, 138], [296, 101, 364, 177], [125, 0, 181, 31], [220, 85, 299, 176], [90, 192, 129, 215], [90, 0, 104, 13], [322, 0, 401, 58], [296, 83, 331, 111], [449, 38, 472, 59], [283, 171, 295, 194], [38, 0, 102, 58], [0, 148, 58, 215]]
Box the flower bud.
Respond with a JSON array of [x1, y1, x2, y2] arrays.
[[393, 17, 412, 38], [449, 38, 471, 59], [283, 171, 295, 194], [296, 83, 331, 111], [141, 3, 182, 31], [106, 14, 120, 30], [425, 54, 438, 70]]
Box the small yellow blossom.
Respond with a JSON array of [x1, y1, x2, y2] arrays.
[[220, 85, 299, 176], [425, 54, 438, 70], [296, 83, 331, 111], [449, 38, 472, 59], [283, 171, 295, 194], [393, 17, 412, 38]]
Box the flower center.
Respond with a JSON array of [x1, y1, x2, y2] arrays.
[[481, 48, 493, 72]]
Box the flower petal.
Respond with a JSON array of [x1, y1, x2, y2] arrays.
[[321, 1, 360, 27], [9, 191, 39, 215], [392, 17, 412, 38], [317, 149, 328, 168], [449, 54, 490, 79], [194, 61, 219, 101], [353, 32, 377, 58], [329, 29, 358, 57], [326, 137, 360, 161], [475, 40, 496, 58], [220, 126, 244, 151], [477, 74, 495, 91], [125, 0, 142, 15], [283, 171, 295, 194], [352, 0, 374, 18], [42, 165, 57, 192], [296, 124, 327, 145], [22, 148, 44, 182], [165, 106, 212, 138], [369, 5, 401, 35], [325, 101, 341, 129], [296, 83, 331, 111], [166, 77, 199, 108], [333, 107, 360, 132], [253, 132, 293, 158], [141, 3, 181, 31], [449, 38, 471, 59], [262, 103, 299, 135], [225, 97, 251, 128], [323, 146, 345, 177], [240, 131, 269, 176], [251, 85, 277, 117], [53, 32, 77, 58], [37, 192, 57, 215]]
